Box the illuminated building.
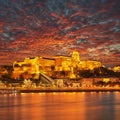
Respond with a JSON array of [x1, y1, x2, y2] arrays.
[[79, 60, 102, 70], [13, 57, 40, 79], [0, 67, 8, 77], [113, 66, 120, 72], [12, 51, 103, 79]]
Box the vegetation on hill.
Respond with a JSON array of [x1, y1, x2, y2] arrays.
[[78, 67, 120, 78]]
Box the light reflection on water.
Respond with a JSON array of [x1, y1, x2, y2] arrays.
[[0, 92, 120, 120]]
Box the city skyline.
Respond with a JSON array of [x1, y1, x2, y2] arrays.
[[0, 0, 120, 67]]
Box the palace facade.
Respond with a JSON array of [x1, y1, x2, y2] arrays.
[[12, 51, 102, 79]]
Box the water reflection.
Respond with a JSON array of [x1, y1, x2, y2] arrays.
[[0, 92, 120, 120], [84, 92, 116, 120]]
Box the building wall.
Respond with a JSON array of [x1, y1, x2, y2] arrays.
[[12, 51, 103, 79], [79, 60, 102, 70], [113, 66, 120, 72]]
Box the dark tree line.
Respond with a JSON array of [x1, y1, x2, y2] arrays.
[[78, 67, 120, 78]]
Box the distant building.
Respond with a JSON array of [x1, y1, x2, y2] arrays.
[[12, 51, 103, 79], [79, 60, 102, 70], [72, 83, 80, 88], [56, 79, 64, 87], [113, 66, 120, 72], [81, 78, 93, 87], [0, 67, 8, 77], [13, 57, 40, 79]]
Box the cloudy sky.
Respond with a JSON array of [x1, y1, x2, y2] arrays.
[[0, 0, 120, 66]]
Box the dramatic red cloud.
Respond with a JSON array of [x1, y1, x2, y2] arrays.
[[0, 0, 120, 67]]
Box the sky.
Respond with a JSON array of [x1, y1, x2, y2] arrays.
[[0, 0, 120, 67]]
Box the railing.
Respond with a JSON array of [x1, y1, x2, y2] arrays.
[[40, 72, 54, 84]]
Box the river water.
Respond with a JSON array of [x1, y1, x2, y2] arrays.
[[0, 92, 120, 120]]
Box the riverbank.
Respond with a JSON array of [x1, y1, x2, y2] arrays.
[[17, 87, 120, 93], [1, 87, 120, 93]]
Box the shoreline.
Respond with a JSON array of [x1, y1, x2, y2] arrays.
[[1, 87, 120, 93], [17, 88, 120, 93]]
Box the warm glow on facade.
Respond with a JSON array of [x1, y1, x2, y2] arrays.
[[113, 66, 120, 72], [12, 51, 103, 79]]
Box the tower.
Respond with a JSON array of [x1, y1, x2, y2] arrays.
[[70, 51, 80, 79], [71, 51, 80, 63]]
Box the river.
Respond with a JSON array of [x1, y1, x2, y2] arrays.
[[0, 92, 120, 120]]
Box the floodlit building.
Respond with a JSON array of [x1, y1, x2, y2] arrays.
[[79, 60, 102, 70], [12, 51, 103, 79], [113, 66, 120, 72], [0, 67, 8, 77], [13, 57, 40, 79]]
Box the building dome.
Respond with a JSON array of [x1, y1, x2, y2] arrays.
[[71, 51, 80, 62]]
